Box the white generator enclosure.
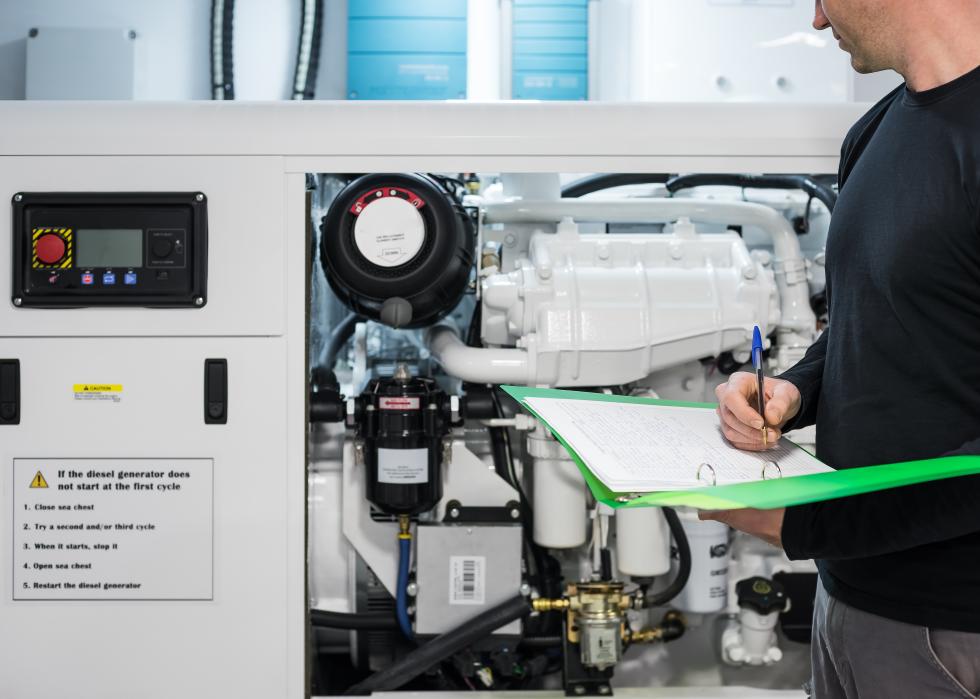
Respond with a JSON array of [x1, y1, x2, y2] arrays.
[[0, 101, 861, 699]]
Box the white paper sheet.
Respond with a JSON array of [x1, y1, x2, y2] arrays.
[[524, 397, 833, 492]]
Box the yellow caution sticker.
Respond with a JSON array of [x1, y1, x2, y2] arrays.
[[30, 471, 49, 489], [73, 384, 123, 393], [73, 384, 123, 403]]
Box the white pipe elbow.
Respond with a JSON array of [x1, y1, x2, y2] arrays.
[[426, 326, 530, 384]]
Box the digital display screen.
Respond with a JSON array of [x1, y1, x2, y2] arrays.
[[76, 229, 143, 268]]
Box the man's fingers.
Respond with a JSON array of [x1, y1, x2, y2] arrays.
[[722, 374, 765, 429], [722, 405, 780, 442], [765, 382, 800, 427], [720, 404, 759, 440], [720, 425, 772, 451], [698, 510, 724, 522]]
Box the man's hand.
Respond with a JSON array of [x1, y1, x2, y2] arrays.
[[699, 508, 785, 548], [714, 373, 802, 450]]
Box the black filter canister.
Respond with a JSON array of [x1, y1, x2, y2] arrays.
[[320, 173, 475, 329], [356, 370, 452, 515]]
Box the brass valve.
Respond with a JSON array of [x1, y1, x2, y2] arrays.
[[628, 610, 687, 645], [532, 597, 570, 612]]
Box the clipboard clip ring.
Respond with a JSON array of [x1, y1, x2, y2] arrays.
[[615, 493, 642, 503], [696, 462, 717, 486], [762, 460, 783, 480]]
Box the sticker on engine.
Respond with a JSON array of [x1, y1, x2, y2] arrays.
[[73, 384, 123, 403], [377, 448, 428, 484], [449, 555, 486, 605], [379, 396, 421, 410]]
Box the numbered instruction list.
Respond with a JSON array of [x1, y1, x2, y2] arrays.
[[13, 458, 213, 600]]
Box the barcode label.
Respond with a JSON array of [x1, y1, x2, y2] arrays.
[[449, 556, 486, 605]]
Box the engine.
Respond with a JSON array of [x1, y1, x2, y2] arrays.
[[307, 171, 830, 695]]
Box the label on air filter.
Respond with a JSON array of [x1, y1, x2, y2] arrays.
[[377, 448, 428, 484], [379, 396, 421, 410]]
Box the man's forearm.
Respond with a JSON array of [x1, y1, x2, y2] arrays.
[[782, 472, 980, 560]]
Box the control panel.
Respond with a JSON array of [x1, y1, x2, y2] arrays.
[[11, 192, 208, 308]]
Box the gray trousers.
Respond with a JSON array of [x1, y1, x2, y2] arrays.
[[809, 580, 980, 698]]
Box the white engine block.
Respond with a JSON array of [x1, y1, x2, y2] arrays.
[[480, 218, 779, 387]]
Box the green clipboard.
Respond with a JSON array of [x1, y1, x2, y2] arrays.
[[502, 385, 980, 510]]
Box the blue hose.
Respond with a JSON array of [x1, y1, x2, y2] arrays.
[[396, 535, 414, 640]]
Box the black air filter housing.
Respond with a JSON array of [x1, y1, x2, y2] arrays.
[[320, 173, 475, 328]]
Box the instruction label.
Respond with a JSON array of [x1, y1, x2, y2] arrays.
[[13, 458, 213, 600], [377, 448, 428, 484], [73, 384, 123, 403]]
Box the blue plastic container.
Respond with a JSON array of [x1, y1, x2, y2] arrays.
[[512, 0, 588, 100], [348, 0, 468, 100]]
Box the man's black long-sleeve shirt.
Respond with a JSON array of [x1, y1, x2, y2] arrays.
[[778, 65, 980, 632]]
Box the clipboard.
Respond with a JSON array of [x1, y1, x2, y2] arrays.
[[502, 385, 980, 510]]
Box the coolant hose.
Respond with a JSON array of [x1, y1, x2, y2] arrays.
[[396, 535, 413, 640], [344, 595, 533, 695], [665, 173, 836, 214], [311, 609, 398, 631], [562, 173, 672, 198], [642, 507, 691, 607], [319, 312, 364, 370]]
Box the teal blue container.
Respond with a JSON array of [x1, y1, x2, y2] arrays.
[[348, 0, 468, 100], [513, 0, 588, 100]]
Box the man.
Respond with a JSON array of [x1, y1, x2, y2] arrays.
[[707, 1, 980, 697]]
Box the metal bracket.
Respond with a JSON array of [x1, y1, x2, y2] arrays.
[[442, 499, 522, 524]]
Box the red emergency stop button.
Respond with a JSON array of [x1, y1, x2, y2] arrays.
[[35, 233, 66, 265]]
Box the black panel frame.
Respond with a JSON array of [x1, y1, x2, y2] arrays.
[[11, 192, 208, 308]]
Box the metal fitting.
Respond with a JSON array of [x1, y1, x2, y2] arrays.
[[532, 598, 570, 612]]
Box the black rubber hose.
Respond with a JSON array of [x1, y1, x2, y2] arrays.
[[319, 312, 365, 370], [642, 507, 691, 608], [344, 595, 533, 695], [311, 609, 398, 631], [292, 0, 324, 99], [210, 0, 235, 99], [665, 174, 836, 214], [600, 548, 613, 581], [519, 636, 562, 648], [562, 173, 672, 198]]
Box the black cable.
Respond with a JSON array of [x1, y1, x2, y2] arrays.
[[311, 608, 398, 631], [292, 0, 324, 99], [665, 174, 836, 214], [344, 595, 533, 695], [518, 636, 562, 648], [464, 305, 559, 627], [210, 0, 235, 99], [488, 390, 546, 586], [318, 312, 365, 371], [562, 173, 672, 198], [465, 303, 481, 348], [600, 548, 613, 581], [466, 304, 549, 593], [642, 507, 691, 607]]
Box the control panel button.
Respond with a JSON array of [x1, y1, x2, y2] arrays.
[[156, 270, 170, 281], [124, 272, 138, 285], [35, 233, 66, 265], [81, 272, 94, 286], [151, 239, 174, 259], [102, 272, 116, 286]]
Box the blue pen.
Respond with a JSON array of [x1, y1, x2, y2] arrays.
[[752, 326, 769, 446]]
